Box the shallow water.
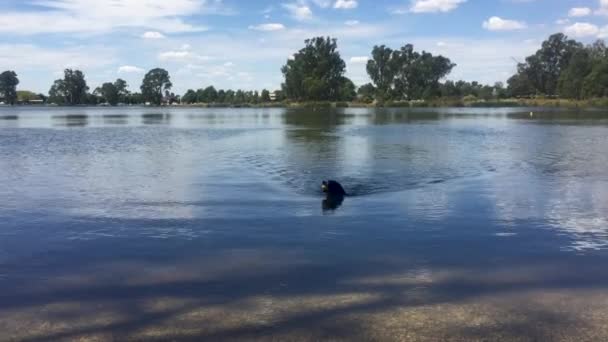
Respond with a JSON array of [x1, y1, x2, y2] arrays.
[[1, 106, 608, 341]]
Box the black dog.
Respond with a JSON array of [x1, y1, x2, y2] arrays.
[[322, 180, 346, 211]]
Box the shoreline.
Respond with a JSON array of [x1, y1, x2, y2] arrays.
[[3, 98, 608, 109]]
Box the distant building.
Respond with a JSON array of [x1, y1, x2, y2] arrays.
[[269, 91, 283, 101]]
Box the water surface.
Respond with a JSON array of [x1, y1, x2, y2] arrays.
[[1, 106, 608, 341]]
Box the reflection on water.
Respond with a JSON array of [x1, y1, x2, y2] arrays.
[[1, 106, 608, 340]]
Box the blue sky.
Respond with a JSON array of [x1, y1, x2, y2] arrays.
[[0, 0, 607, 95]]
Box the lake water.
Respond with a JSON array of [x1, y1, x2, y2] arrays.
[[1, 106, 608, 341]]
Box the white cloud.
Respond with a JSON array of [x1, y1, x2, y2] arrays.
[[345, 20, 360, 26], [142, 31, 165, 39], [118, 65, 145, 74], [159, 50, 212, 62], [334, 0, 358, 9], [159, 51, 191, 60], [248, 23, 286, 31], [482, 16, 527, 31], [597, 0, 608, 15], [564, 22, 599, 37], [349, 56, 368, 63], [282, 3, 313, 21], [568, 7, 591, 17], [0, 0, 212, 35], [410, 0, 467, 13], [556, 18, 570, 25]]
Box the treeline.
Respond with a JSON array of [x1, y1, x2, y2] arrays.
[[508, 33, 608, 99], [2, 32, 608, 107], [181, 87, 284, 105], [46, 68, 175, 106]]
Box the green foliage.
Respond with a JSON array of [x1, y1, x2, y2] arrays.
[[198, 86, 218, 103], [182, 89, 197, 104], [508, 33, 583, 96], [366, 46, 397, 101], [282, 36, 354, 101], [582, 61, 608, 98], [357, 83, 376, 103], [141, 68, 172, 105], [261, 89, 271, 102], [365, 44, 455, 101], [48, 69, 89, 105], [100, 83, 119, 105], [0, 70, 19, 105], [338, 77, 356, 101], [17, 90, 38, 102], [558, 50, 592, 99], [94, 79, 129, 105]]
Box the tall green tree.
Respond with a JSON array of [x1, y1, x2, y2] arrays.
[[114, 78, 129, 103], [282, 37, 349, 101], [365, 44, 454, 101], [141, 68, 172, 105], [261, 89, 271, 102], [366, 46, 397, 101], [200, 86, 218, 103], [100, 82, 119, 105], [338, 77, 356, 101], [511, 33, 583, 95], [558, 49, 592, 99], [0, 71, 19, 105], [182, 89, 197, 104], [357, 83, 376, 103], [582, 61, 608, 98], [394, 46, 455, 100], [48, 69, 89, 105]]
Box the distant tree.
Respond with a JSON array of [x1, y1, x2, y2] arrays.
[[558, 49, 592, 99], [217, 89, 227, 103], [510, 33, 583, 96], [588, 40, 608, 61], [493, 82, 508, 99], [357, 83, 376, 103], [100, 82, 119, 105], [0, 71, 19, 105], [126, 92, 144, 105], [114, 78, 129, 103], [182, 89, 197, 104], [48, 80, 65, 105], [282, 37, 347, 101], [201, 86, 218, 103], [365, 44, 455, 101], [582, 61, 608, 98], [394, 45, 455, 100], [367, 46, 397, 101], [338, 77, 356, 101], [141, 68, 172, 105], [261, 89, 271, 102], [507, 67, 536, 98], [16, 90, 38, 103], [225, 89, 236, 103], [235, 90, 246, 103], [37, 93, 48, 104], [48, 69, 89, 105]]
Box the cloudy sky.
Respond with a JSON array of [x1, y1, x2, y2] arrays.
[[1, 0, 607, 94]]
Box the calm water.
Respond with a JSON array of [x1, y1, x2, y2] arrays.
[[1, 106, 608, 341]]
